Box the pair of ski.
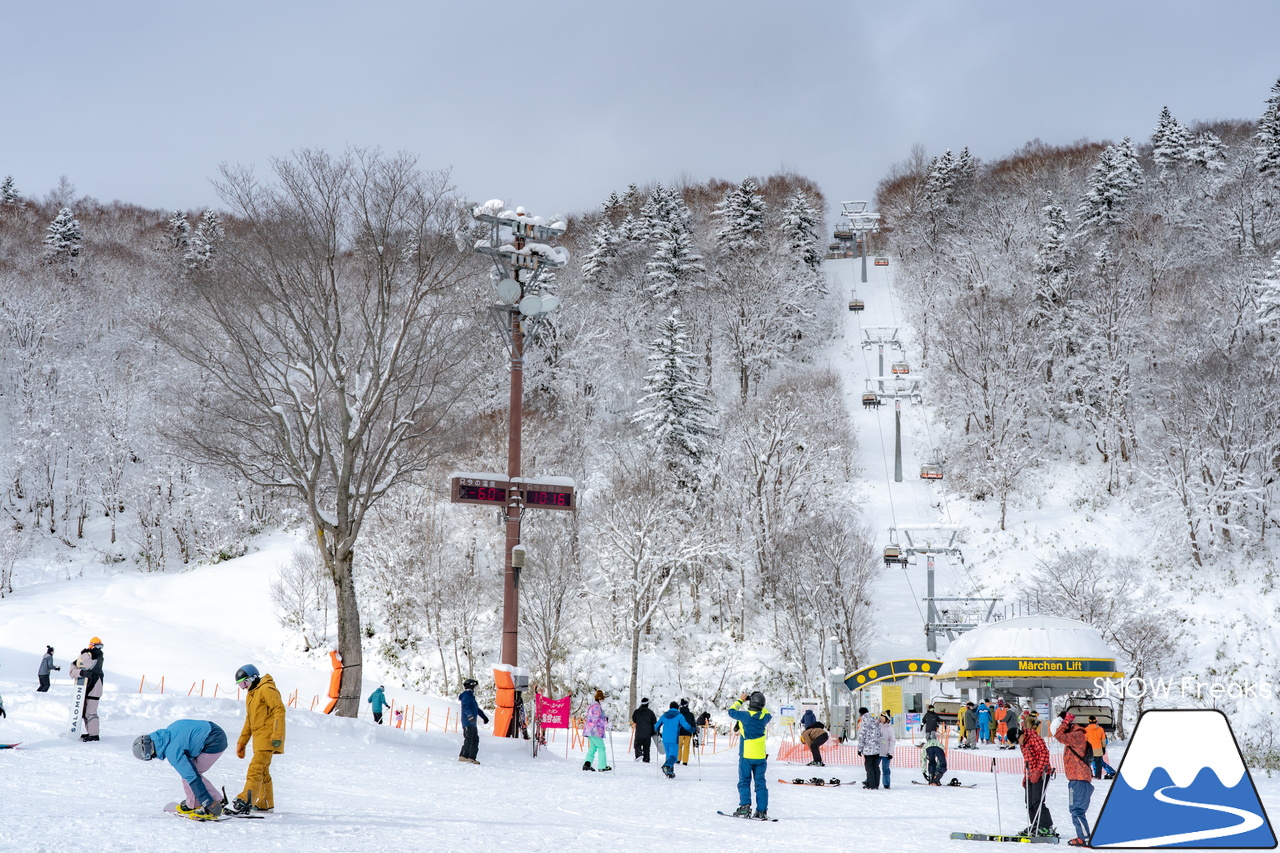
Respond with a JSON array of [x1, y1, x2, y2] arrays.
[[716, 810, 778, 822], [951, 831, 1058, 844]]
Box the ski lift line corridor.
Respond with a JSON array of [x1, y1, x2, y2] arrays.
[[831, 252, 965, 662]]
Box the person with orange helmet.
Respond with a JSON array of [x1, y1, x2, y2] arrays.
[[70, 638, 104, 742]]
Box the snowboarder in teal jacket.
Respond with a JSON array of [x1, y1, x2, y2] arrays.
[[367, 685, 389, 724], [655, 702, 695, 776]]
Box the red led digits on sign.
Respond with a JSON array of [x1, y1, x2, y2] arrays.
[[524, 489, 571, 508], [458, 484, 506, 503]]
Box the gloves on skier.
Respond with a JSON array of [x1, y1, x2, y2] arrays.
[[271, 739, 282, 749], [236, 740, 247, 759]]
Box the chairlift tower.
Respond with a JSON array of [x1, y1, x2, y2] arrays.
[[892, 525, 996, 653], [871, 376, 922, 483], [840, 200, 881, 284], [861, 326, 902, 386]]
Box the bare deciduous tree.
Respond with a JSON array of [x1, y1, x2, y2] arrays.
[[156, 148, 481, 716]]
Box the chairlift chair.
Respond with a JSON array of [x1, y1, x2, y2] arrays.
[[848, 298, 864, 312], [874, 257, 890, 267], [883, 545, 909, 567], [891, 362, 910, 375], [861, 391, 881, 409], [920, 463, 944, 480]]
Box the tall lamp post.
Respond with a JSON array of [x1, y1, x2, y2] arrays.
[[469, 201, 569, 667]]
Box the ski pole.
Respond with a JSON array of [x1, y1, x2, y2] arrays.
[[608, 729, 615, 771], [992, 757, 1002, 834]]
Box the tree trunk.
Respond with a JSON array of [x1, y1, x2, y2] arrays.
[[331, 546, 364, 717]]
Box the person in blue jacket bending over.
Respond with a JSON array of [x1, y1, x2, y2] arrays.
[[133, 719, 228, 820], [728, 691, 772, 819], [655, 701, 696, 777]]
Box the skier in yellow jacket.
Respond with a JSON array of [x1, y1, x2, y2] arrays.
[[227, 664, 285, 814]]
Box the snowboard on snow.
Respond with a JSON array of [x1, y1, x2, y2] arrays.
[[0, 743, 21, 749], [913, 779, 976, 788], [777, 777, 844, 787], [717, 810, 777, 822], [950, 831, 1058, 843], [163, 802, 265, 821]]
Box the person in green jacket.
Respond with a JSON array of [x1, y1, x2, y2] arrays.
[[367, 685, 390, 724]]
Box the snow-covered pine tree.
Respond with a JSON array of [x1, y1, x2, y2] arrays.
[[1033, 201, 1072, 321], [922, 149, 958, 210], [184, 210, 224, 271], [637, 183, 673, 243], [712, 178, 766, 253], [779, 189, 823, 271], [1077, 137, 1143, 231], [580, 220, 618, 285], [167, 210, 190, 250], [633, 309, 717, 488], [1186, 131, 1227, 172], [0, 176, 21, 206], [43, 207, 83, 266], [603, 191, 622, 218], [1255, 251, 1280, 333], [1151, 106, 1192, 173], [1255, 78, 1280, 179], [644, 217, 704, 302]]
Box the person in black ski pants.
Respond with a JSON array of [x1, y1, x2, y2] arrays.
[[631, 698, 657, 763], [38, 646, 61, 692], [459, 678, 489, 765]]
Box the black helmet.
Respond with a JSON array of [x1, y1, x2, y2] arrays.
[[234, 664, 260, 690], [463, 678, 478, 690], [748, 691, 766, 712], [132, 734, 155, 761]]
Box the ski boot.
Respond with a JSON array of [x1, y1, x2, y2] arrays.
[[582, 761, 595, 771], [175, 803, 218, 821], [753, 810, 768, 820], [1037, 827, 1060, 838], [732, 804, 752, 817], [1067, 839, 1091, 848], [226, 797, 253, 816]]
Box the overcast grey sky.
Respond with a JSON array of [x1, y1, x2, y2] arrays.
[[5, 0, 1279, 221]]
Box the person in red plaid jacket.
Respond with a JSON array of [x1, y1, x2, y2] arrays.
[[1019, 713, 1056, 838]]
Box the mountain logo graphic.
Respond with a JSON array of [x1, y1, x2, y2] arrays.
[[1091, 709, 1276, 848]]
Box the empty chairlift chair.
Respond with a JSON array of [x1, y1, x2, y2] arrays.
[[848, 298, 864, 312], [874, 257, 890, 267], [920, 462, 944, 480], [891, 362, 910, 375]]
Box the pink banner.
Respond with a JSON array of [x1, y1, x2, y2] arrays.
[[536, 693, 571, 729]]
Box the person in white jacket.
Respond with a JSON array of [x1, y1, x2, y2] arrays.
[[878, 711, 897, 789]]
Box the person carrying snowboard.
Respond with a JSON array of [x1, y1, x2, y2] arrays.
[[133, 719, 227, 820], [727, 691, 771, 819], [70, 638, 104, 742], [228, 664, 285, 814], [37, 645, 60, 692], [459, 678, 489, 764], [655, 701, 695, 778]]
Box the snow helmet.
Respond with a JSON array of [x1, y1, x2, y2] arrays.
[[748, 691, 766, 712], [234, 664, 260, 689], [463, 678, 478, 690], [89, 637, 103, 647], [132, 734, 155, 761]]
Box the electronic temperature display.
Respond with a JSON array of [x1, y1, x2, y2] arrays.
[[451, 477, 508, 506]]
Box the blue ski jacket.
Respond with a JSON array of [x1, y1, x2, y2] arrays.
[[654, 707, 694, 751], [148, 720, 228, 807], [459, 689, 489, 728], [367, 687, 388, 713]]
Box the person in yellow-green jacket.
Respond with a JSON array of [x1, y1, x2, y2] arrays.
[[727, 691, 772, 819]]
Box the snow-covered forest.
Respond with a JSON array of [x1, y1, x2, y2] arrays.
[[0, 158, 876, 717]]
